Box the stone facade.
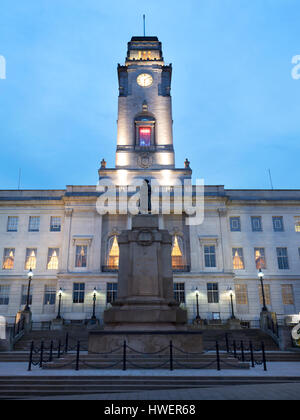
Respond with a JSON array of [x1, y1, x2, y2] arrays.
[[0, 36, 300, 328]]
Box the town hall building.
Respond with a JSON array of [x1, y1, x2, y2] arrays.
[[0, 36, 300, 328]]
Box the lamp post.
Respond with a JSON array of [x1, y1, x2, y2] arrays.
[[92, 288, 97, 321], [228, 287, 236, 320], [258, 269, 268, 312], [195, 288, 201, 321], [24, 268, 33, 311], [56, 288, 63, 320]]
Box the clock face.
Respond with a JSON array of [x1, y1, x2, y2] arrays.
[[137, 73, 153, 87]]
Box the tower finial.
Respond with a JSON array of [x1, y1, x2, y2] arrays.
[[143, 14, 146, 37]]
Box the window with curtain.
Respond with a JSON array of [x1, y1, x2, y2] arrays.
[[47, 248, 59, 270], [75, 246, 87, 268], [107, 236, 119, 269], [2, 248, 15, 270], [171, 235, 185, 269], [25, 248, 37, 270], [232, 248, 245, 270], [294, 217, 300, 233], [254, 248, 266, 269]]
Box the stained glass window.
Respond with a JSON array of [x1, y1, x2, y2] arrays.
[[139, 127, 151, 147]]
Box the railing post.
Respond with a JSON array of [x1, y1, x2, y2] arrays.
[[170, 340, 173, 371], [241, 341, 245, 362], [39, 341, 44, 368], [28, 341, 34, 372], [233, 340, 237, 358], [261, 342, 267, 372], [57, 339, 61, 359], [249, 341, 255, 368], [49, 341, 53, 362], [76, 341, 80, 371], [216, 341, 221, 371], [225, 333, 229, 353], [65, 333, 69, 354], [123, 341, 127, 371]]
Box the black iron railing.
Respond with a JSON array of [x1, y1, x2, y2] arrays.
[[27, 333, 268, 373]]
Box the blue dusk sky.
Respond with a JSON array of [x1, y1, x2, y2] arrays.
[[0, 0, 299, 190]]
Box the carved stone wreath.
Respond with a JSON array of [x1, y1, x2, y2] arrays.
[[138, 153, 153, 169]]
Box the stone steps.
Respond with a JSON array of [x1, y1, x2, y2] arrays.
[[0, 376, 299, 399]]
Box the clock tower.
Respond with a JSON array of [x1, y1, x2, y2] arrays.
[[99, 36, 191, 185]]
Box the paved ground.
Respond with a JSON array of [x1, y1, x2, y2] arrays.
[[0, 362, 300, 377], [31, 382, 300, 400]]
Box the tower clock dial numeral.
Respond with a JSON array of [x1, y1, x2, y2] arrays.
[[137, 73, 153, 87]]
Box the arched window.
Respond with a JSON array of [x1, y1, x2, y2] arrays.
[[107, 236, 120, 270], [172, 235, 185, 270]]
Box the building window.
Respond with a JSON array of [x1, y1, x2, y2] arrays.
[[273, 216, 284, 232], [254, 248, 266, 270], [106, 283, 118, 304], [107, 236, 119, 269], [28, 216, 40, 232], [73, 283, 85, 304], [0, 285, 10, 305], [277, 248, 289, 270], [232, 248, 245, 270], [251, 216, 262, 232], [25, 248, 37, 270], [75, 246, 87, 268], [50, 217, 61, 232], [7, 216, 18, 232], [204, 245, 216, 268], [139, 127, 151, 147], [235, 284, 248, 305], [21, 284, 33, 306], [174, 283, 185, 304], [207, 283, 219, 304], [282, 285, 294, 306], [259, 284, 271, 306], [230, 217, 241, 232], [44, 286, 56, 305], [172, 235, 185, 270], [2, 248, 15, 270], [294, 217, 300, 233], [47, 248, 59, 270]]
